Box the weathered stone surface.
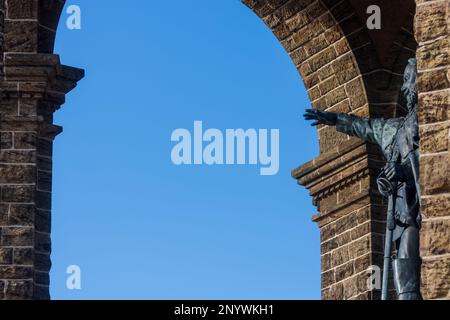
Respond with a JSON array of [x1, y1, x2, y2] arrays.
[[13, 132, 37, 149], [0, 266, 33, 279], [335, 261, 354, 282], [354, 253, 371, 274], [415, 0, 450, 300], [335, 231, 351, 247], [1, 185, 34, 203], [9, 204, 34, 226], [342, 276, 358, 299], [322, 269, 335, 288], [419, 90, 450, 124], [0, 165, 35, 184], [0, 204, 8, 225], [420, 122, 450, 154], [348, 235, 371, 260], [309, 47, 337, 73], [417, 36, 450, 70], [0, 248, 13, 265], [331, 246, 350, 268], [421, 219, 450, 256], [318, 126, 349, 153], [346, 77, 367, 110], [420, 154, 449, 195], [418, 68, 450, 93], [13, 247, 33, 266], [4, 21, 38, 53], [327, 282, 344, 300], [1, 227, 33, 247], [415, 2, 448, 43], [322, 253, 332, 272], [0, 280, 4, 300], [0, 150, 36, 163], [4, 280, 33, 300], [7, 0, 38, 20], [422, 194, 450, 219], [0, 132, 13, 149], [337, 179, 364, 205], [350, 222, 370, 241], [422, 257, 450, 300], [321, 237, 338, 255]]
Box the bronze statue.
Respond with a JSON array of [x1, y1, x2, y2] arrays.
[[304, 58, 422, 300]]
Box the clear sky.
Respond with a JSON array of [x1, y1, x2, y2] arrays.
[[50, 0, 321, 300]]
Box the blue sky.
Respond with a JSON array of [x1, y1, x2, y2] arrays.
[[50, 0, 320, 300]]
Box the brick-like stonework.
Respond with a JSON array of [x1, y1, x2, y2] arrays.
[[244, 0, 450, 300], [0, 0, 83, 300], [415, 0, 450, 300]]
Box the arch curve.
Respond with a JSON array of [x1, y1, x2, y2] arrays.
[[243, 0, 416, 153]]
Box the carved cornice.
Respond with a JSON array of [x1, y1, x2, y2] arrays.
[[2, 53, 84, 110], [4, 54, 84, 92], [292, 139, 383, 204], [0, 53, 84, 141]]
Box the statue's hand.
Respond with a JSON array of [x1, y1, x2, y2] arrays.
[[303, 109, 338, 126], [384, 163, 407, 182]]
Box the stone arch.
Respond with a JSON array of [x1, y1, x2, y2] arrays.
[[0, 0, 83, 300], [244, 0, 416, 153], [243, 0, 416, 299]]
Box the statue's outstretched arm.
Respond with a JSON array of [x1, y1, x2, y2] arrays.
[[304, 109, 383, 146]]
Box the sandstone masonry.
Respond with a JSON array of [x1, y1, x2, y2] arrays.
[[0, 0, 83, 300]]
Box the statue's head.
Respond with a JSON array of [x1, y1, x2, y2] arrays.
[[401, 58, 418, 111]]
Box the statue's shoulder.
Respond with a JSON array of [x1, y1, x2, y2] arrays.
[[377, 117, 403, 151], [368, 117, 401, 134]]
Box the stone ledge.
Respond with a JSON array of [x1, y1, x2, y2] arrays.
[[4, 53, 84, 94], [292, 139, 365, 180], [292, 140, 383, 202]]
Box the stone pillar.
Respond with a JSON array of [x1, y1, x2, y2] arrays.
[[415, 0, 450, 300], [0, 0, 83, 300], [292, 141, 388, 299]]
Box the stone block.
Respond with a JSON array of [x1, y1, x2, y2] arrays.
[[6, 0, 38, 20], [419, 90, 450, 124], [418, 68, 450, 93], [420, 122, 450, 154], [415, 2, 448, 43], [4, 280, 33, 300], [422, 194, 450, 219], [422, 257, 450, 300], [1, 227, 33, 247], [13, 247, 33, 265], [420, 154, 449, 195], [421, 219, 450, 256], [417, 36, 450, 70]]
